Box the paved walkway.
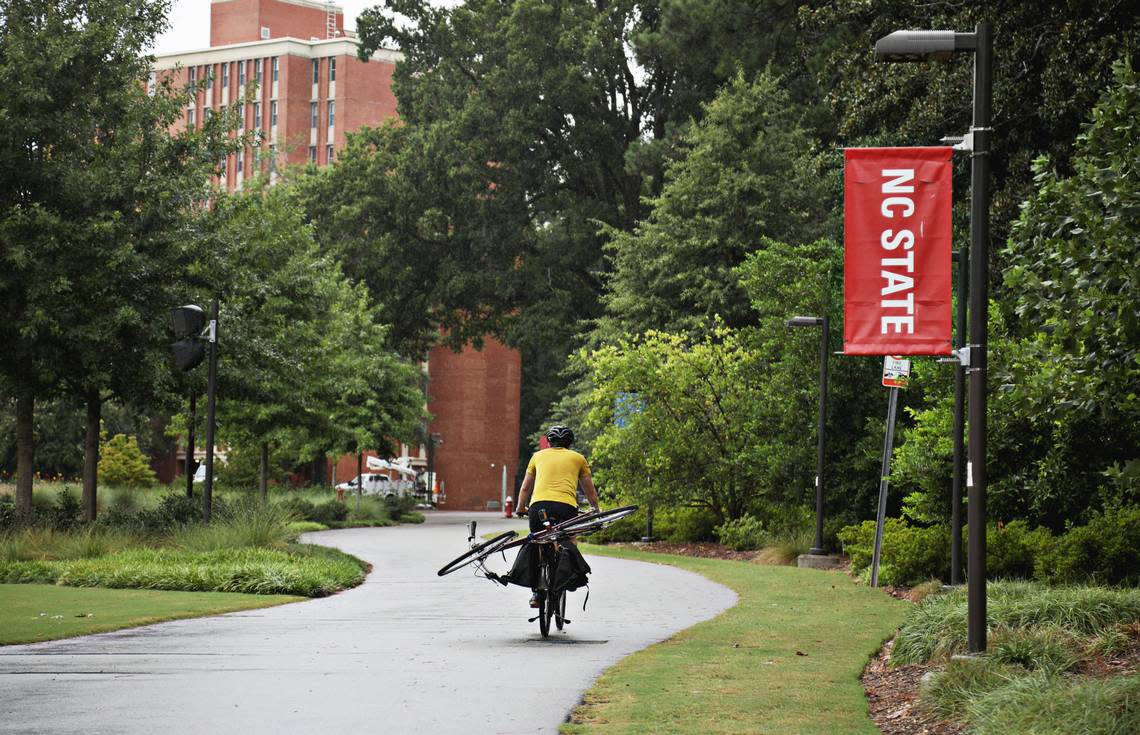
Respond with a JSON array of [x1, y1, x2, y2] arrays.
[[0, 512, 736, 734]]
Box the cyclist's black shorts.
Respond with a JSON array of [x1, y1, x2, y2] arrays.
[[528, 500, 578, 533]]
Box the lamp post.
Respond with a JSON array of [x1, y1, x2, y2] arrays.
[[785, 315, 829, 555], [875, 22, 992, 653]]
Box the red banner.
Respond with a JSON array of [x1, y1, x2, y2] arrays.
[[844, 147, 953, 355]]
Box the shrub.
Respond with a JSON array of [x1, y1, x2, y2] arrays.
[[987, 520, 1053, 580], [0, 546, 365, 596], [715, 515, 766, 550], [382, 493, 417, 521], [893, 581, 1140, 664], [309, 499, 348, 524], [837, 519, 950, 586], [988, 626, 1080, 674], [132, 493, 207, 532], [920, 657, 1022, 719], [1036, 506, 1140, 586], [50, 488, 83, 531], [969, 673, 1140, 735], [171, 498, 297, 551], [98, 433, 157, 488]]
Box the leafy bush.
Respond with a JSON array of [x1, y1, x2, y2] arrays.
[[1036, 506, 1140, 586], [50, 488, 83, 531], [98, 433, 157, 488], [131, 493, 209, 532], [382, 493, 418, 520], [310, 499, 349, 524], [893, 581, 1140, 664], [987, 521, 1054, 580], [715, 515, 766, 550], [837, 519, 950, 586]]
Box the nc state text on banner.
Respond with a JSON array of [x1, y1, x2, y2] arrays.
[[843, 147, 953, 356]]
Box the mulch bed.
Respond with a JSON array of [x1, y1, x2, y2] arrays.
[[862, 640, 967, 735]]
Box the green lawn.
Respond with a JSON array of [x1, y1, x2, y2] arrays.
[[0, 584, 302, 645], [565, 545, 908, 735]]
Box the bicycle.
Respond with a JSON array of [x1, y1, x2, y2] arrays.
[[436, 505, 639, 638]]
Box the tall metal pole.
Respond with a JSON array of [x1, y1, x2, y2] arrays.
[[809, 317, 830, 555], [870, 387, 900, 587], [950, 249, 967, 585], [967, 21, 993, 654], [203, 299, 219, 523], [185, 392, 196, 498]]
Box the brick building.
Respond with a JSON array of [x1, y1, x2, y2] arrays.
[[154, 0, 521, 511]]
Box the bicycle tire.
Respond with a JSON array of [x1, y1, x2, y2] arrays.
[[538, 556, 552, 638], [554, 590, 566, 631], [436, 531, 517, 576], [557, 505, 639, 536]]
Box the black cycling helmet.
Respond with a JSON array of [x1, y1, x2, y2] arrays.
[[545, 425, 574, 448]]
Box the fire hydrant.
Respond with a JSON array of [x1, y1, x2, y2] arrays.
[[504, 496, 514, 518]]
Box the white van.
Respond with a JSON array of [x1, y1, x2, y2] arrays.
[[336, 473, 397, 497]]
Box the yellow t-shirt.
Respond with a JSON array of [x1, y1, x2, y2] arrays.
[[526, 448, 591, 507]]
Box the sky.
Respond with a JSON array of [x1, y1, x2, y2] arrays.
[[152, 1, 383, 55]]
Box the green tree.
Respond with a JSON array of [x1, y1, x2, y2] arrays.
[[801, 0, 1139, 267], [894, 60, 1140, 530], [0, 0, 235, 517], [98, 432, 158, 489], [599, 71, 836, 341]]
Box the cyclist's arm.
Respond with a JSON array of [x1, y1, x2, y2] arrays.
[[581, 475, 600, 512], [517, 472, 535, 512]]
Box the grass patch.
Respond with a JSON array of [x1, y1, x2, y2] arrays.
[[0, 583, 301, 645], [287, 521, 329, 533], [563, 544, 907, 734], [969, 673, 1140, 735], [0, 545, 366, 597], [892, 581, 1140, 664]]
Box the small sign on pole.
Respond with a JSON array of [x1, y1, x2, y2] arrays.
[[882, 356, 912, 389]]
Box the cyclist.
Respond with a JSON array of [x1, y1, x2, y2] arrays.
[[515, 425, 599, 606]]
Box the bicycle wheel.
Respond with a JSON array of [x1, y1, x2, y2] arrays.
[[436, 531, 517, 576], [556, 505, 639, 536], [538, 551, 552, 638], [554, 590, 566, 631]]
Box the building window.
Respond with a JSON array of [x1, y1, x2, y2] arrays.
[[237, 103, 244, 131], [308, 145, 317, 162], [310, 102, 318, 128], [260, 26, 270, 40], [312, 59, 319, 84], [327, 144, 334, 162], [188, 66, 197, 85], [253, 102, 261, 130], [272, 57, 279, 83], [254, 58, 262, 83], [270, 101, 278, 127], [328, 101, 335, 128], [238, 60, 246, 86], [329, 58, 336, 82], [218, 158, 227, 179], [222, 63, 229, 88], [147, 72, 156, 96], [187, 108, 196, 130], [237, 155, 244, 175]]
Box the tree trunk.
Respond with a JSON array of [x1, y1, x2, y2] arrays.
[[259, 442, 269, 500], [15, 388, 34, 516], [83, 391, 101, 522]]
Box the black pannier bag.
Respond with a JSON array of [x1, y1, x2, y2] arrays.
[[552, 544, 591, 593], [498, 542, 591, 592], [501, 542, 540, 588]]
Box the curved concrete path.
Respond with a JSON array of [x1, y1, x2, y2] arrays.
[[0, 512, 736, 734]]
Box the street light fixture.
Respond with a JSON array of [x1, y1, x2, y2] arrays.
[[785, 315, 829, 556], [875, 22, 993, 654]]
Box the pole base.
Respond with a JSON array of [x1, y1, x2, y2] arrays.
[[808, 547, 826, 556], [796, 553, 844, 570]]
